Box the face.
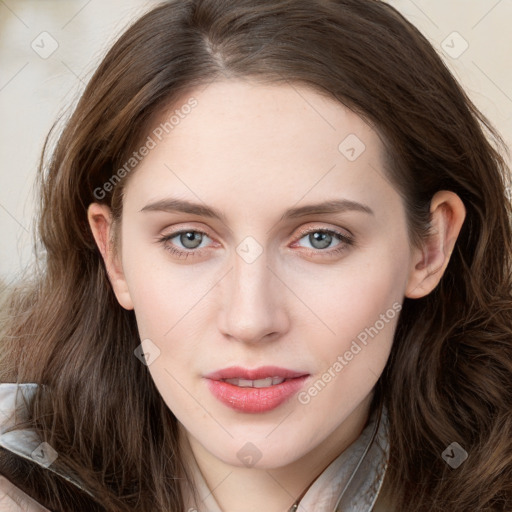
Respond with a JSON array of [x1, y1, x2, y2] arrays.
[[95, 79, 427, 469]]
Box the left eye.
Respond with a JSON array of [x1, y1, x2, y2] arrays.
[[295, 229, 348, 250]]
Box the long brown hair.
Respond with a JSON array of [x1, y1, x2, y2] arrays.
[[1, 0, 511, 510]]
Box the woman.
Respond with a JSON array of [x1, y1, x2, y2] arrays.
[[1, 0, 511, 510]]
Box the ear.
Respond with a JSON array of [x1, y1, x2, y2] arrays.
[[87, 203, 134, 310], [405, 190, 466, 299]]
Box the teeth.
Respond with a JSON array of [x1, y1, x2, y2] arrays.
[[224, 377, 286, 387], [238, 378, 255, 387]]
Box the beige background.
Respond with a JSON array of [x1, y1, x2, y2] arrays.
[[0, 0, 511, 282]]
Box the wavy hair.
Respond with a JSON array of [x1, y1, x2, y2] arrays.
[[1, 0, 511, 510]]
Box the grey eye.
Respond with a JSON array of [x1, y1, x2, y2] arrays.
[[179, 231, 204, 249], [308, 232, 332, 249], [299, 231, 341, 250]]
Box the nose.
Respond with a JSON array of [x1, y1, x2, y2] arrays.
[[217, 251, 290, 344]]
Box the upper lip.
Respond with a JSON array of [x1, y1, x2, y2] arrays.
[[204, 366, 309, 381]]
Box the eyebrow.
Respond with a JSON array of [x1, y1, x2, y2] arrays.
[[140, 197, 374, 222]]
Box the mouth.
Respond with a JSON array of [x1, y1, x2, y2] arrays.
[[204, 366, 310, 413]]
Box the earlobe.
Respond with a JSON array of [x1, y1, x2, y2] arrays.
[[87, 203, 134, 310], [405, 191, 466, 299]]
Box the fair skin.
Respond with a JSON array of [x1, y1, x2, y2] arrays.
[[87, 79, 466, 512]]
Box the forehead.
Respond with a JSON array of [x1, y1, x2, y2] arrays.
[[123, 79, 394, 218]]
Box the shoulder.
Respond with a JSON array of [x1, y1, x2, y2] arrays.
[[0, 476, 50, 511], [0, 383, 49, 510]]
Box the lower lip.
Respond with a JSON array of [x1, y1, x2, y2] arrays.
[[205, 376, 309, 413]]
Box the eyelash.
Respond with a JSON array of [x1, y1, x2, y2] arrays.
[[157, 226, 354, 260]]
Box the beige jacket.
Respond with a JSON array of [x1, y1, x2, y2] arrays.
[[0, 383, 393, 511]]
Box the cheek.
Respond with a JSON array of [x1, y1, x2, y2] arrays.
[[294, 271, 403, 433], [297, 239, 408, 382], [120, 233, 206, 338], [303, 233, 407, 321]]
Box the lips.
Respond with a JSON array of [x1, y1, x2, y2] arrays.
[[204, 366, 309, 413], [204, 365, 308, 381]]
